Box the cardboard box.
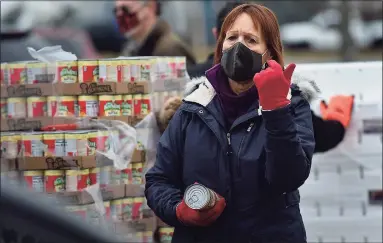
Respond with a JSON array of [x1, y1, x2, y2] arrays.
[[1, 83, 53, 98], [125, 184, 145, 197], [53, 82, 116, 96], [116, 81, 150, 95], [1, 117, 53, 131], [0, 158, 17, 171], [114, 217, 156, 234]]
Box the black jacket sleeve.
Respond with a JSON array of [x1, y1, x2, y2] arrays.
[[312, 111, 346, 153]]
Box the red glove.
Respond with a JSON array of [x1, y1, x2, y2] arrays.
[[176, 192, 226, 227], [320, 95, 354, 128], [253, 60, 296, 110]]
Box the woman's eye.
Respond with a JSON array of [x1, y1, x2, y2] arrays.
[[248, 38, 257, 44], [227, 36, 237, 41]]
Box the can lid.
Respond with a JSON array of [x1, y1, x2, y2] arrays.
[[184, 184, 210, 210]]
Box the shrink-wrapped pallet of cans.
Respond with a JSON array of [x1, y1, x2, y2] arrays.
[[0, 46, 190, 242]]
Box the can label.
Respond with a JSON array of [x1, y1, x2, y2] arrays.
[[132, 197, 144, 220], [141, 94, 151, 115], [22, 133, 44, 157], [65, 131, 88, 156], [78, 169, 90, 190], [7, 98, 26, 118], [99, 96, 121, 116], [87, 131, 98, 155], [133, 94, 142, 116], [139, 59, 152, 81], [130, 60, 140, 82], [78, 96, 98, 117], [56, 61, 78, 83], [23, 171, 44, 192], [132, 163, 143, 185], [27, 62, 48, 84], [65, 170, 78, 192], [1, 63, 9, 84], [100, 166, 111, 187], [45, 170, 65, 193], [122, 95, 133, 116], [96, 130, 110, 152], [43, 132, 65, 157], [104, 201, 111, 220], [9, 62, 27, 84], [111, 168, 121, 185], [121, 163, 132, 184], [159, 227, 174, 243], [1, 134, 20, 159], [122, 198, 133, 221], [120, 60, 131, 82], [27, 97, 47, 118], [47, 96, 57, 117], [57, 96, 78, 117], [110, 199, 123, 221], [78, 60, 99, 83], [89, 167, 100, 185], [98, 59, 122, 83], [0, 99, 7, 118]]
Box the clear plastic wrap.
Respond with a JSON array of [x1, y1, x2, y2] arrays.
[[0, 46, 187, 242]]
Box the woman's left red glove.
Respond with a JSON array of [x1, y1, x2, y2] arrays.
[[253, 60, 296, 110]]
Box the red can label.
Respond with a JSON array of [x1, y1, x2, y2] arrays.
[[27, 97, 47, 118], [8, 63, 27, 84], [78, 169, 90, 190], [78, 60, 99, 83], [43, 133, 65, 157], [89, 167, 100, 185], [23, 171, 44, 192], [96, 131, 110, 152], [133, 94, 142, 116], [22, 134, 44, 157], [141, 94, 151, 115], [121, 164, 132, 184], [45, 171, 65, 193], [56, 61, 78, 83], [56, 97, 78, 117]]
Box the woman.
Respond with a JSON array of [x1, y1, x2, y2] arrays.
[[145, 4, 315, 243]]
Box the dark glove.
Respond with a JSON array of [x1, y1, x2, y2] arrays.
[[253, 60, 296, 110], [320, 95, 354, 128]]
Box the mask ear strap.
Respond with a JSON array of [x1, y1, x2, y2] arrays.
[[261, 49, 269, 70]]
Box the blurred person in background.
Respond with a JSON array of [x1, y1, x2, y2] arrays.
[[114, 0, 196, 66], [146, 3, 315, 243], [184, 2, 354, 153]]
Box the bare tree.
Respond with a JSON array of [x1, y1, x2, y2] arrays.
[[339, 1, 358, 62]]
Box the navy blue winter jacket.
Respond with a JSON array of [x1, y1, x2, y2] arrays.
[[145, 68, 315, 243]]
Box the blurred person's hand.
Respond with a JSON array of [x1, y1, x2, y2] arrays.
[[320, 95, 354, 128]]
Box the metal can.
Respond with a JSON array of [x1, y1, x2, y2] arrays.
[[120, 59, 131, 82], [176, 56, 187, 78], [23, 170, 44, 192], [78, 95, 98, 117], [1, 133, 20, 159], [142, 231, 153, 243], [122, 197, 133, 221], [111, 168, 122, 185], [0, 98, 7, 118], [184, 184, 217, 210], [141, 94, 151, 115], [21, 132, 44, 157], [132, 162, 143, 185], [110, 199, 123, 222], [159, 227, 174, 243], [129, 58, 141, 82], [99, 95, 120, 116], [89, 167, 100, 185], [64, 131, 88, 156], [27, 96, 47, 118], [56, 96, 78, 117], [78, 169, 90, 190], [98, 59, 122, 83], [27, 61, 48, 84], [65, 205, 87, 220], [96, 130, 110, 153], [78, 59, 99, 83], [133, 94, 142, 116], [132, 197, 144, 220], [65, 169, 78, 192], [104, 201, 111, 220], [121, 94, 133, 116], [1, 62, 9, 84], [100, 165, 112, 188], [7, 97, 27, 118], [169, 57, 177, 79], [139, 58, 153, 81], [56, 60, 78, 83], [113, 95, 122, 116], [87, 131, 98, 155], [44, 170, 65, 193], [43, 132, 65, 157], [47, 96, 57, 117], [121, 163, 132, 184], [8, 62, 27, 84]]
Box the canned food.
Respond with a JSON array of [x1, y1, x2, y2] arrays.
[[64, 131, 88, 156], [44, 170, 65, 193], [78, 169, 90, 190], [169, 57, 177, 79], [159, 227, 174, 243], [132, 197, 144, 220], [142, 231, 153, 243], [184, 184, 217, 210], [1, 62, 9, 84], [47, 96, 57, 117], [96, 130, 110, 152], [89, 167, 100, 185], [121, 163, 132, 184], [99, 95, 121, 116], [87, 131, 98, 155], [8, 62, 27, 84], [98, 59, 122, 83], [129, 58, 141, 82], [21, 132, 44, 157], [120, 59, 131, 83], [133, 94, 142, 116], [141, 94, 151, 115], [110, 199, 123, 221], [176, 56, 187, 78], [111, 168, 122, 185], [78, 95, 98, 117], [78, 60, 99, 83], [139, 58, 154, 81], [1, 133, 20, 159], [23, 170, 44, 192], [56, 61, 78, 83], [132, 162, 143, 185], [27, 96, 47, 118], [104, 201, 111, 220], [27, 61, 48, 84], [100, 165, 112, 188], [121, 94, 133, 116], [56, 96, 78, 117], [0, 99, 7, 118], [65, 205, 87, 220], [4, 170, 21, 186], [7, 97, 27, 118], [43, 132, 65, 157], [122, 197, 133, 221], [65, 169, 78, 192]]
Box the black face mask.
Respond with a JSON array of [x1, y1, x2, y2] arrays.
[[221, 42, 266, 83]]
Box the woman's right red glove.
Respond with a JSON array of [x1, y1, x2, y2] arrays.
[[320, 95, 354, 128], [175, 194, 226, 227]]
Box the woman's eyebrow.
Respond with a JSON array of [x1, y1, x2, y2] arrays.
[[227, 30, 259, 39]]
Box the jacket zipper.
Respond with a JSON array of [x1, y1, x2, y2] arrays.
[[236, 123, 255, 177]]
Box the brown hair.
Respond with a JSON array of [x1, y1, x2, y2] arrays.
[[214, 4, 284, 68]]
